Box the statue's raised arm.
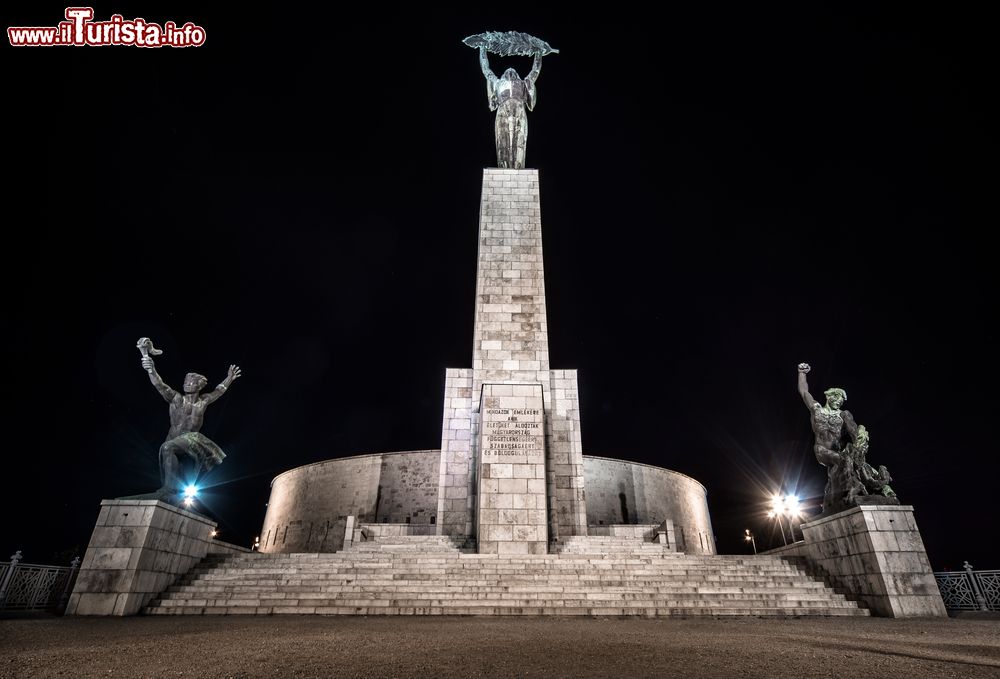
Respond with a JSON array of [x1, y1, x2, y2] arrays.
[[201, 364, 242, 405], [524, 54, 542, 111], [479, 47, 499, 111], [138, 337, 177, 403], [797, 362, 817, 408]]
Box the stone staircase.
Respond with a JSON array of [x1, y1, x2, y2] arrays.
[[145, 535, 867, 617]]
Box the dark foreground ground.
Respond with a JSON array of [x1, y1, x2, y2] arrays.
[[2, 616, 998, 679]]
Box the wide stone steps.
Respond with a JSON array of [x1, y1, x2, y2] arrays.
[[192, 563, 814, 572], [186, 579, 822, 587], [194, 552, 796, 564], [172, 572, 830, 582], [159, 585, 852, 601], [153, 592, 854, 605], [165, 590, 844, 602], [145, 548, 867, 617], [162, 569, 832, 579], [203, 559, 805, 567], [152, 599, 856, 611], [348, 535, 476, 553], [185, 566, 817, 577], [184, 574, 829, 583], [198, 555, 789, 564], [552, 538, 671, 554], [197, 557, 802, 564], [148, 604, 863, 617]]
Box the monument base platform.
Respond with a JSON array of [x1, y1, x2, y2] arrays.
[[766, 505, 946, 618], [65, 500, 244, 616]]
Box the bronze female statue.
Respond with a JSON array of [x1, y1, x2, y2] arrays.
[[464, 31, 558, 169]]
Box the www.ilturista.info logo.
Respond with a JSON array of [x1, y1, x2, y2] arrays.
[[8, 7, 206, 47]]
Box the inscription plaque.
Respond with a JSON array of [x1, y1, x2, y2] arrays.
[[477, 383, 548, 554]]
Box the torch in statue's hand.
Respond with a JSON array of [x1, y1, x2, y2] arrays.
[[137, 337, 163, 373]]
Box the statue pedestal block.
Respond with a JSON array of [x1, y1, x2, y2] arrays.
[[65, 500, 218, 616], [798, 505, 946, 617]]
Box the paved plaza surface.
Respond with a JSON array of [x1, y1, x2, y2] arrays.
[[2, 616, 998, 678]]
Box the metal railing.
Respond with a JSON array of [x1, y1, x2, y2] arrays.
[[0, 551, 80, 613], [934, 561, 999, 612]]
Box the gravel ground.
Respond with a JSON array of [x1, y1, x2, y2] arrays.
[[2, 615, 998, 679]]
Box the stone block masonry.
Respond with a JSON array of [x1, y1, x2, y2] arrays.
[[437, 369, 475, 537], [436, 169, 587, 545], [765, 505, 947, 618], [477, 383, 547, 554], [259, 450, 714, 554], [263, 450, 439, 554], [799, 505, 946, 617], [65, 500, 218, 616], [471, 169, 549, 392]]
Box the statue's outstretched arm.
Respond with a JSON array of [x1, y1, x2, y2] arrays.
[[797, 363, 817, 408], [201, 364, 242, 405], [141, 355, 178, 403], [526, 54, 542, 84], [524, 54, 542, 111], [479, 46, 497, 80]]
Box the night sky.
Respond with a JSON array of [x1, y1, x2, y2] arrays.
[[4, 5, 995, 570]]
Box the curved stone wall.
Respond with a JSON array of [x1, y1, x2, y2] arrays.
[[260, 450, 715, 554], [259, 450, 440, 553], [583, 456, 716, 555]]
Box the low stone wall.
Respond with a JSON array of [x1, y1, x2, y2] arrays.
[[66, 500, 218, 616], [758, 541, 808, 558], [208, 539, 253, 555]]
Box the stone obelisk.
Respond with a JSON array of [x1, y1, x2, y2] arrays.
[[435, 167, 588, 553]]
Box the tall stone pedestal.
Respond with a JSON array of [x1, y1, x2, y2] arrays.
[[436, 168, 587, 548], [798, 505, 946, 617], [65, 500, 218, 616]]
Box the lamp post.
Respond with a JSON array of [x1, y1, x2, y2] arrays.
[[768, 493, 803, 546], [784, 495, 802, 541], [767, 509, 788, 546], [744, 529, 757, 555]]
